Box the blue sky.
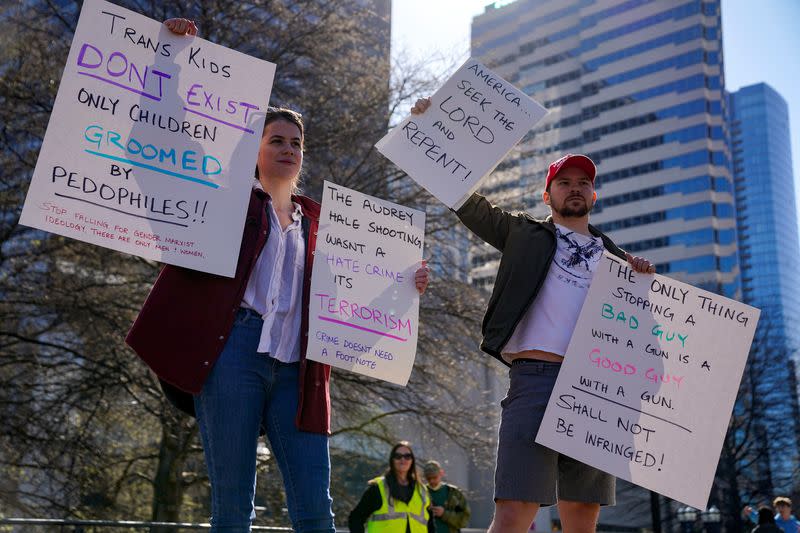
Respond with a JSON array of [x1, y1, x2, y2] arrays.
[[393, 0, 800, 220]]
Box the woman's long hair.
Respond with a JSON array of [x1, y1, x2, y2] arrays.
[[383, 440, 418, 486]]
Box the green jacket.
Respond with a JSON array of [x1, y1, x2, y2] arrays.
[[429, 483, 470, 533], [455, 193, 627, 365]]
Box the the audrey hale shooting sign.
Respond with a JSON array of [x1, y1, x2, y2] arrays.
[[375, 59, 547, 209], [537, 253, 759, 509], [306, 182, 425, 386], [19, 0, 276, 277]]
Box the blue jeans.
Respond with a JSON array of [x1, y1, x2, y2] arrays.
[[194, 308, 335, 532]]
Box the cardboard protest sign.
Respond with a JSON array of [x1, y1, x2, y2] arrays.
[[375, 58, 547, 209], [306, 181, 425, 386], [536, 253, 759, 509], [19, 0, 275, 277]]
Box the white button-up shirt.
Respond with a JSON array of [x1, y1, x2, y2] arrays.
[[241, 186, 305, 362]]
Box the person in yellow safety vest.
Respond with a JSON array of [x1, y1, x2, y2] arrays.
[[348, 441, 434, 533]]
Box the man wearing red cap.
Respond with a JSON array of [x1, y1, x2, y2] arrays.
[[411, 99, 654, 533]]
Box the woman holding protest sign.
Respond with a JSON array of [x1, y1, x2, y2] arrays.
[[126, 18, 430, 533]]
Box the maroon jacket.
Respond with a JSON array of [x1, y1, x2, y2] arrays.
[[126, 188, 331, 434]]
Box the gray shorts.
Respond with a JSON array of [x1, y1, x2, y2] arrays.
[[494, 359, 615, 506]]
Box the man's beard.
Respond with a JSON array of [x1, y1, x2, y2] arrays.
[[552, 196, 593, 218]]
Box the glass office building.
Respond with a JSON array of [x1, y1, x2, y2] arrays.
[[731, 83, 800, 358], [470, 0, 739, 298], [730, 82, 800, 496]]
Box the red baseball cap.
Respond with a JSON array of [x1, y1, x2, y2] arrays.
[[545, 154, 597, 190]]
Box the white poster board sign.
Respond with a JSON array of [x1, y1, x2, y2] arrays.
[[306, 181, 425, 386], [375, 58, 547, 209], [18, 0, 276, 277], [536, 253, 759, 509]]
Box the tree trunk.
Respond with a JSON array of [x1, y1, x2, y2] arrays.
[[720, 433, 744, 533], [150, 419, 193, 533]]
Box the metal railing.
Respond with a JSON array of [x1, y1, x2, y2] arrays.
[[0, 518, 496, 532], [0, 518, 292, 531], [0, 517, 657, 532]]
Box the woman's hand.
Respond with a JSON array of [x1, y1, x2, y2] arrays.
[[410, 97, 431, 115], [415, 260, 430, 295], [164, 18, 198, 36]]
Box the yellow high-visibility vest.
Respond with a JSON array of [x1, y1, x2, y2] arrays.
[[367, 476, 429, 533]]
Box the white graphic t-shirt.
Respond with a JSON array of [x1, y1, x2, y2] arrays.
[[502, 223, 605, 358]]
